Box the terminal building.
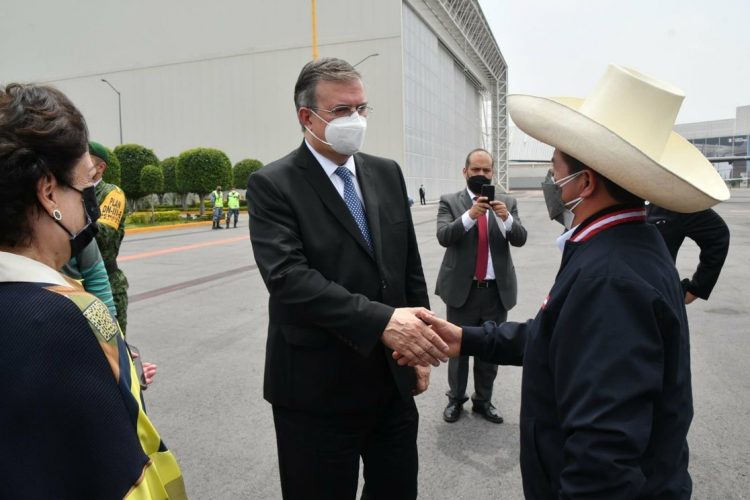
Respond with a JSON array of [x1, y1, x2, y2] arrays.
[[675, 105, 750, 184], [1, 0, 508, 199], [508, 105, 749, 190]]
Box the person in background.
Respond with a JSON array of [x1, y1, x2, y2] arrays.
[[0, 83, 185, 498], [210, 184, 224, 229], [436, 148, 527, 424], [226, 188, 241, 228], [88, 141, 129, 334], [419, 184, 426, 205], [646, 204, 729, 303]]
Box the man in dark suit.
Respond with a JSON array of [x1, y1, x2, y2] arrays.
[[646, 204, 730, 303], [247, 57, 448, 500], [435, 149, 527, 423]]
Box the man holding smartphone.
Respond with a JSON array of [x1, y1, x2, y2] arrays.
[[435, 148, 527, 423]]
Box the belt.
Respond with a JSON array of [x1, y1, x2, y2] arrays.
[[473, 279, 496, 288]]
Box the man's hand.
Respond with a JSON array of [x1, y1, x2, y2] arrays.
[[381, 308, 449, 367], [490, 200, 509, 221], [393, 311, 463, 366], [412, 365, 431, 396], [685, 291, 698, 305], [468, 196, 491, 220]]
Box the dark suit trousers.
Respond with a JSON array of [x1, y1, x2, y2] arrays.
[[272, 383, 419, 500], [446, 283, 507, 405]]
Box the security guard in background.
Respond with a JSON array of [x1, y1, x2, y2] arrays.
[[211, 185, 224, 229], [88, 141, 129, 335], [226, 189, 241, 228]]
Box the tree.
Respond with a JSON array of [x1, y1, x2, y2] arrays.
[[114, 144, 159, 202], [176, 147, 232, 216], [140, 164, 164, 222], [102, 146, 121, 186], [160, 156, 178, 206], [161, 156, 178, 194], [233, 158, 263, 189]]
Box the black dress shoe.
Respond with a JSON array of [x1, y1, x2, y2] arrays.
[[443, 402, 463, 423], [472, 403, 504, 423]]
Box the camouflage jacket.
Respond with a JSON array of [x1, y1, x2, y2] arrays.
[[95, 181, 128, 289]]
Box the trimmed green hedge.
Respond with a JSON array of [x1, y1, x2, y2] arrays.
[[126, 210, 181, 225]]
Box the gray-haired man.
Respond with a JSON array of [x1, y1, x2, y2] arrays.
[[247, 57, 447, 499]]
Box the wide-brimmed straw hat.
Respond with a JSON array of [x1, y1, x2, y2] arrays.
[[508, 65, 729, 212]]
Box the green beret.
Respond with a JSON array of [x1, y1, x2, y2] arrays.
[[88, 141, 110, 163]]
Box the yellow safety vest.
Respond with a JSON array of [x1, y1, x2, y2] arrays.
[[227, 191, 240, 209], [212, 190, 224, 208]]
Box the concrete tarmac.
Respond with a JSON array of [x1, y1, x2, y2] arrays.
[[122, 188, 750, 499]]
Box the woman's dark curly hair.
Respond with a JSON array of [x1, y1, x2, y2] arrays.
[[0, 83, 88, 247]]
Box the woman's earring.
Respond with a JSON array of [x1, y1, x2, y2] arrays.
[[52, 209, 62, 221]]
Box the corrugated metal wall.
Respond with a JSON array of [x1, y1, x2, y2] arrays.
[[402, 3, 483, 201]]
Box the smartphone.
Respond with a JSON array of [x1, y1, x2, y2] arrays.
[[480, 184, 495, 202], [128, 344, 149, 390]]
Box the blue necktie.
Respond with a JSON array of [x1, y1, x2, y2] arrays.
[[334, 166, 374, 254]]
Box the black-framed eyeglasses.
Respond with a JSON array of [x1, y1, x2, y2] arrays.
[[312, 104, 372, 119]]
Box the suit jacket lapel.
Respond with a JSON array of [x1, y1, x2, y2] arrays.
[[355, 155, 381, 262], [459, 189, 473, 213], [297, 143, 375, 258]]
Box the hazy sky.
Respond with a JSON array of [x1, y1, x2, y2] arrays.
[[478, 0, 749, 124]]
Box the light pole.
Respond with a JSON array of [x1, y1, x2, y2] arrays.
[[353, 53, 379, 67], [101, 78, 123, 145]]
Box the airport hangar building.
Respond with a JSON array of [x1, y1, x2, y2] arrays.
[[1, 0, 509, 200]]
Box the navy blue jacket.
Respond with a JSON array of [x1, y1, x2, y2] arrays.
[[463, 205, 693, 499]]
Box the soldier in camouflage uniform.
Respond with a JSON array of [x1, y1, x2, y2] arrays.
[[89, 142, 129, 335]]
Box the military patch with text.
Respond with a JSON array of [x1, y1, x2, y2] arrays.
[[99, 188, 126, 230]]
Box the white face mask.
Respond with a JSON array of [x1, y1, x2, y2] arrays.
[[307, 110, 367, 156]]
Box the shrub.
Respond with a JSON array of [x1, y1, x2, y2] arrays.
[[126, 210, 181, 225], [233, 158, 263, 189], [102, 146, 121, 186], [140, 164, 164, 196], [176, 147, 232, 214], [114, 144, 159, 200], [161, 156, 179, 194]]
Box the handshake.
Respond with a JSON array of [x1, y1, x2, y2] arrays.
[[382, 307, 463, 367]]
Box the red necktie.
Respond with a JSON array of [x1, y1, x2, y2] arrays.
[[475, 213, 488, 281]]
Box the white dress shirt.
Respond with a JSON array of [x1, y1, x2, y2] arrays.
[[459, 188, 514, 280], [305, 139, 364, 202]]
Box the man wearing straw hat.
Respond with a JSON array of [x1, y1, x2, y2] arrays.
[[405, 65, 729, 499]]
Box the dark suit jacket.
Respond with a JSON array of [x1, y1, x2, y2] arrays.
[[435, 189, 527, 310], [247, 142, 429, 413], [646, 204, 730, 299]]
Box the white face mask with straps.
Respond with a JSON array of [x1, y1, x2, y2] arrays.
[[306, 110, 367, 156]]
